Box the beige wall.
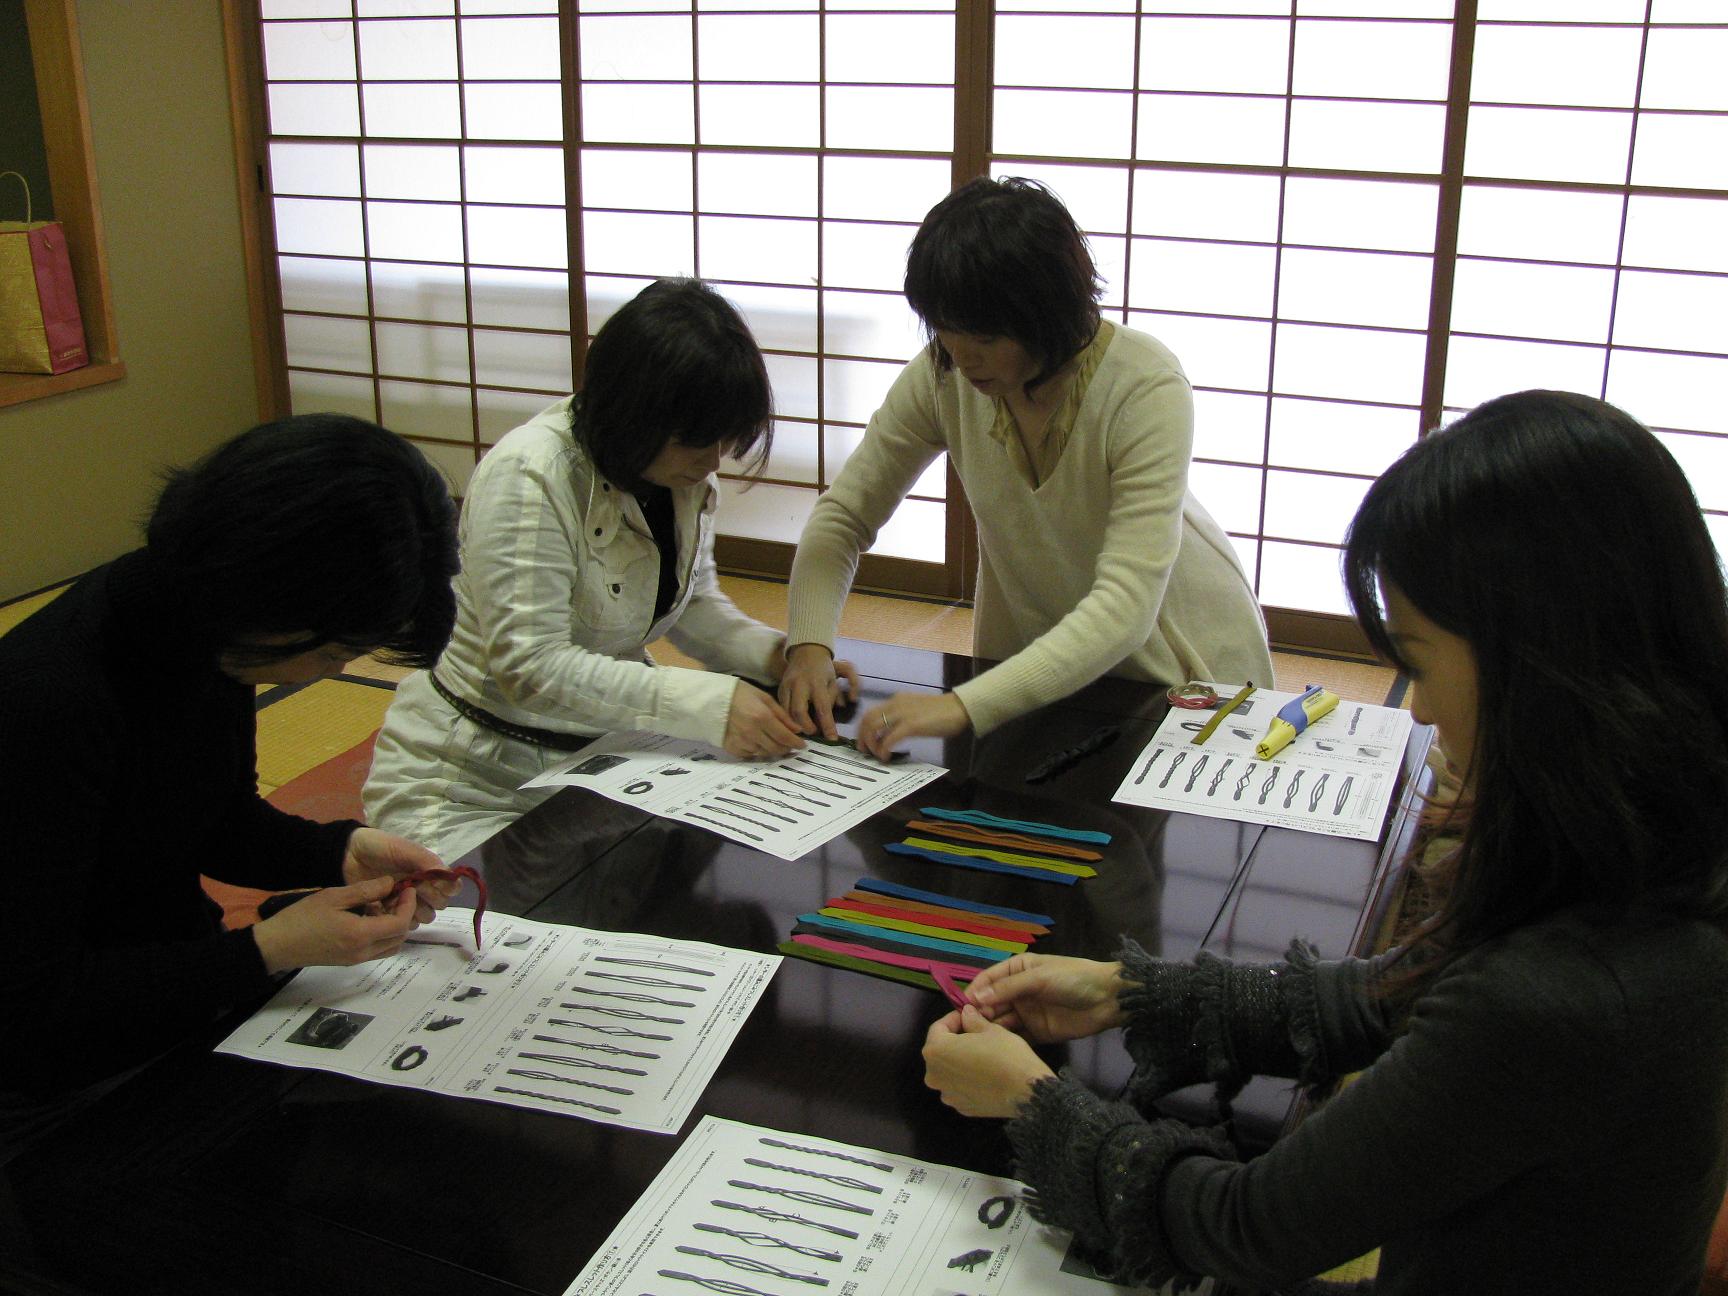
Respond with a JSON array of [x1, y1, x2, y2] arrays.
[[0, 0, 259, 600]]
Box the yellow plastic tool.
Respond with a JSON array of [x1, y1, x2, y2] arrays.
[[1256, 685, 1340, 760]]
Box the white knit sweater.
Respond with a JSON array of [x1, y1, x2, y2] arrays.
[[786, 327, 1272, 734]]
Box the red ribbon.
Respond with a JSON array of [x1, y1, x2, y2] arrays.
[[388, 865, 487, 951]]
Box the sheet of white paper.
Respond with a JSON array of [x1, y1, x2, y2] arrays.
[[1112, 686, 1415, 841], [215, 910, 778, 1134], [523, 731, 947, 861], [565, 1114, 1208, 1296]]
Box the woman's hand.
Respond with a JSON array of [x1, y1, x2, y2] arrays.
[[923, 1004, 1056, 1118], [962, 954, 1128, 1042], [342, 826, 457, 925], [725, 680, 806, 760], [856, 692, 971, 761], [252, 876, 417, 974], [778, 643, 862, 740]]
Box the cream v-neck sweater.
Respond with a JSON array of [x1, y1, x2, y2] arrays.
[[787, 326, 1272, 734]]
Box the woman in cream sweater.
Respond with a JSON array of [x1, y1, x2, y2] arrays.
[[780, 177, 1271, 758]]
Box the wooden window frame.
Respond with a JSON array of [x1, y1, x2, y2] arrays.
[[228, 3, 1728, 662]]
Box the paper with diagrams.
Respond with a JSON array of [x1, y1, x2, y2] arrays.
[[564, 1115, 1207, 1296], [215, 909, 778, 1134], [1112, 687, 1415, 841], [523, 731, 947, 861]]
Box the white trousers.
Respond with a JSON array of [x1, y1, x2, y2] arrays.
[[362, 670, 580, 864]]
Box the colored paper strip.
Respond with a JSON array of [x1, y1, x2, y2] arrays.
[[853, 878, 1055, 925], [791, 935, 980, 988], [838, 891, 1049, 937], [778, 940, 948, 994], [904, 820, 1103, 861], [794, 913, 1013, 963], [816, 907, 1026, 953], [827, 897, 1034, 943], [902, 836, 1098, 877], [918, 807, 1112, 845], [883, 842, 1080, 884]]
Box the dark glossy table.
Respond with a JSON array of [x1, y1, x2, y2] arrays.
[[0, 639, 1429, 1296]]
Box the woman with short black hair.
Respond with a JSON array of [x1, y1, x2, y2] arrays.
[[147, 412, 459, 669], [781, 177, 1271, 758], [922, 390, 1728, 1295], [0, 414, 462, 1160], [365, 278, 847, 862]]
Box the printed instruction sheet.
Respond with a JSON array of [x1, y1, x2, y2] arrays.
[[216, 909, 778, 1133], [524, 731, 947, 861], [565, 1115, 1208, 1296], [1112, 687, 1415, 841]]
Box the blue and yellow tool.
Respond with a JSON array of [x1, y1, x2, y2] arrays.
[[1256, 685, 1339, 760]]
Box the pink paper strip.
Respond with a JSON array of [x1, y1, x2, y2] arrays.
[[929, 965, 970, 1010], [792, 934, 977, 1005]]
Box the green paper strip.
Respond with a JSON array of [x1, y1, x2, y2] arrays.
[[778, 940, 949, 994], [901, 836, 1098, 878]]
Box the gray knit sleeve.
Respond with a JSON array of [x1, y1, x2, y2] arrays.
[[1118, 937, 1332, 1111], [1008, 1074, 1235, 1292]]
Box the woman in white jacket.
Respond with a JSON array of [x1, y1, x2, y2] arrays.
[[365, 279, 852, 862]]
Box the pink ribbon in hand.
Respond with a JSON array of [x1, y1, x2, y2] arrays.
[[387, 865, 487, 951], [790, 934, 975, 1007]]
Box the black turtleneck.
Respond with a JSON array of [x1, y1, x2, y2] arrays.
[[634, 483, 680, 623], [0, 549, 356, 1098]]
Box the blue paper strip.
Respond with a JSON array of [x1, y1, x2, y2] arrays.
[[919, 806, 1112, 846]]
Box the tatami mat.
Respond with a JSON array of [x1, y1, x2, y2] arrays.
[[253, 677, 394, 791], [1320, 1252, 1380, 1283], [343, 656, 413, 685], [1274, 653, 1403, 708], [0, 587, 61, 636]]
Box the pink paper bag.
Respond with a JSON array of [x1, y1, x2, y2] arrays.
[[0, 171, 88, 375]]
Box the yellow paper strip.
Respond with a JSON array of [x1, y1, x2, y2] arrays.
[[816, 907, 1028, 953], [901, 837, 1099, 878]]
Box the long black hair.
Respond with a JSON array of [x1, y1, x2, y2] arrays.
[[147, 413, 459, 667], [904, 176, 1101, 396], [573, 278, 773, 493], [1344, 390, 1728, 992]]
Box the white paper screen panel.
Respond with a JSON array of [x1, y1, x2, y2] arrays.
[[255, 4, 1728, 605]]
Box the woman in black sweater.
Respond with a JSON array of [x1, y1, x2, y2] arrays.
[[923, 390, 1728, 1294], [0, 415, 461, 1161]]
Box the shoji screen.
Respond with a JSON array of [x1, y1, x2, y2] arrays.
[[257, 0, 960, 586], [261, 1, 572, 495], [252, 2, 1728, 628], [991, 3, 1455, 617], [572, 0, 958, 572], [1449, 1, 1728, 558], [990, 1, 1728, 618]]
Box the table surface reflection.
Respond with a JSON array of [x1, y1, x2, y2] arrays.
[[1, 639, 1428, 1296]]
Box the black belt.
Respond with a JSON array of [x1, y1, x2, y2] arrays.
[[428, 672, 595, 753]]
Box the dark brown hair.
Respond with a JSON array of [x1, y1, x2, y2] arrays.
[[573, 278, 773, 493], [148, 413, 459, 667], [1345, 390, 1728, 999], [904, 177, 1101, 396]]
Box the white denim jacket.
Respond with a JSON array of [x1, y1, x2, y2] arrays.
[[432, 398, 783, 749]]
